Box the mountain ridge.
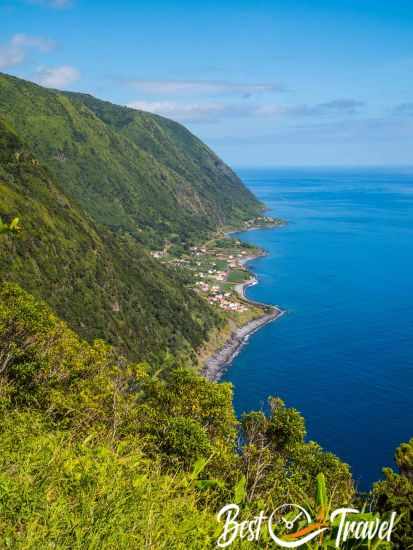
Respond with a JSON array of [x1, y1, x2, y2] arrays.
[[0, 72, 262, 249]]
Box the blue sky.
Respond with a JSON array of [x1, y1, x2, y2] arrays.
[[2, 0, 413, 166]]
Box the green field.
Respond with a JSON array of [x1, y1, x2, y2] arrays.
[[227, 269, 251, 283]]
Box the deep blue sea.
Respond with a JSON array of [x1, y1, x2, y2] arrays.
[[223, 167, 413, 490]]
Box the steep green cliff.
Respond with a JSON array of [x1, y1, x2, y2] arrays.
[[0, 117, 221, 359], [0, 73, 262, 249]]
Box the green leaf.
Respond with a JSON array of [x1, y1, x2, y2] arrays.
[[234, 475, 247, 504], [316, 472, 327, 510], [190, 457, 208, 480]]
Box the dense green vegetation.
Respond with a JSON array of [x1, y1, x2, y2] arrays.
[[0, 283, 410, 548], [0, 117, 221, 360], [373, 439, 413, 549], [0, 283, 354, 548], [0, 73, 262, 249]]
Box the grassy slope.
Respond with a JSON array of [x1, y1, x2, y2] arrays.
[[0, 73, 262, 248], [0, 118, 221, 360]]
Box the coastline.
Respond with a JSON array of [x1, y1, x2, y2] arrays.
[[202, 249, 284, 381], [202, 306, 283, 381]]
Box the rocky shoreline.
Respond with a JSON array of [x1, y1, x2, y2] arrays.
[[201, 227, 285, 381], [202, 305, 283, 381]]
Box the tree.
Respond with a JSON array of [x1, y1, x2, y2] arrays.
[[373, 438, 413, 549], [241, 398, 354, 507]]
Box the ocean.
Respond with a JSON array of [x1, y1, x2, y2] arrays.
[[222, 167, 413, 490]]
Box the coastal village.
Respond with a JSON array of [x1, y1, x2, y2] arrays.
[[150, 215, 283, 324], [149, 215, 285, 379]]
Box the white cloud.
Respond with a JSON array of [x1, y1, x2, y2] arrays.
[[284, 99, 365, 117], [126, 79, 285, 96], [0, 44, 24, 70], [35, 65, 80, 88], [12, 33, 56, 52], [127, 100, 260, 123], [0, 33, 56, 70], [127, 98, 365, 124]]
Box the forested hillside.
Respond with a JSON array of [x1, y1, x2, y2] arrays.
[[0, 72, 265, 360], [0, 117, 221, 359], [0, 73, 262, 249]]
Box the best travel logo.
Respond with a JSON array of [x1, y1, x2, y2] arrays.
[[216, 503, 397, 548]]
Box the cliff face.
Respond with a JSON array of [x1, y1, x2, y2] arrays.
[[0, 116, 222, 361], [0, 73, 262, 249]]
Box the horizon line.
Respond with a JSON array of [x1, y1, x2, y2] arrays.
[[233, 164, 413, 170]]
